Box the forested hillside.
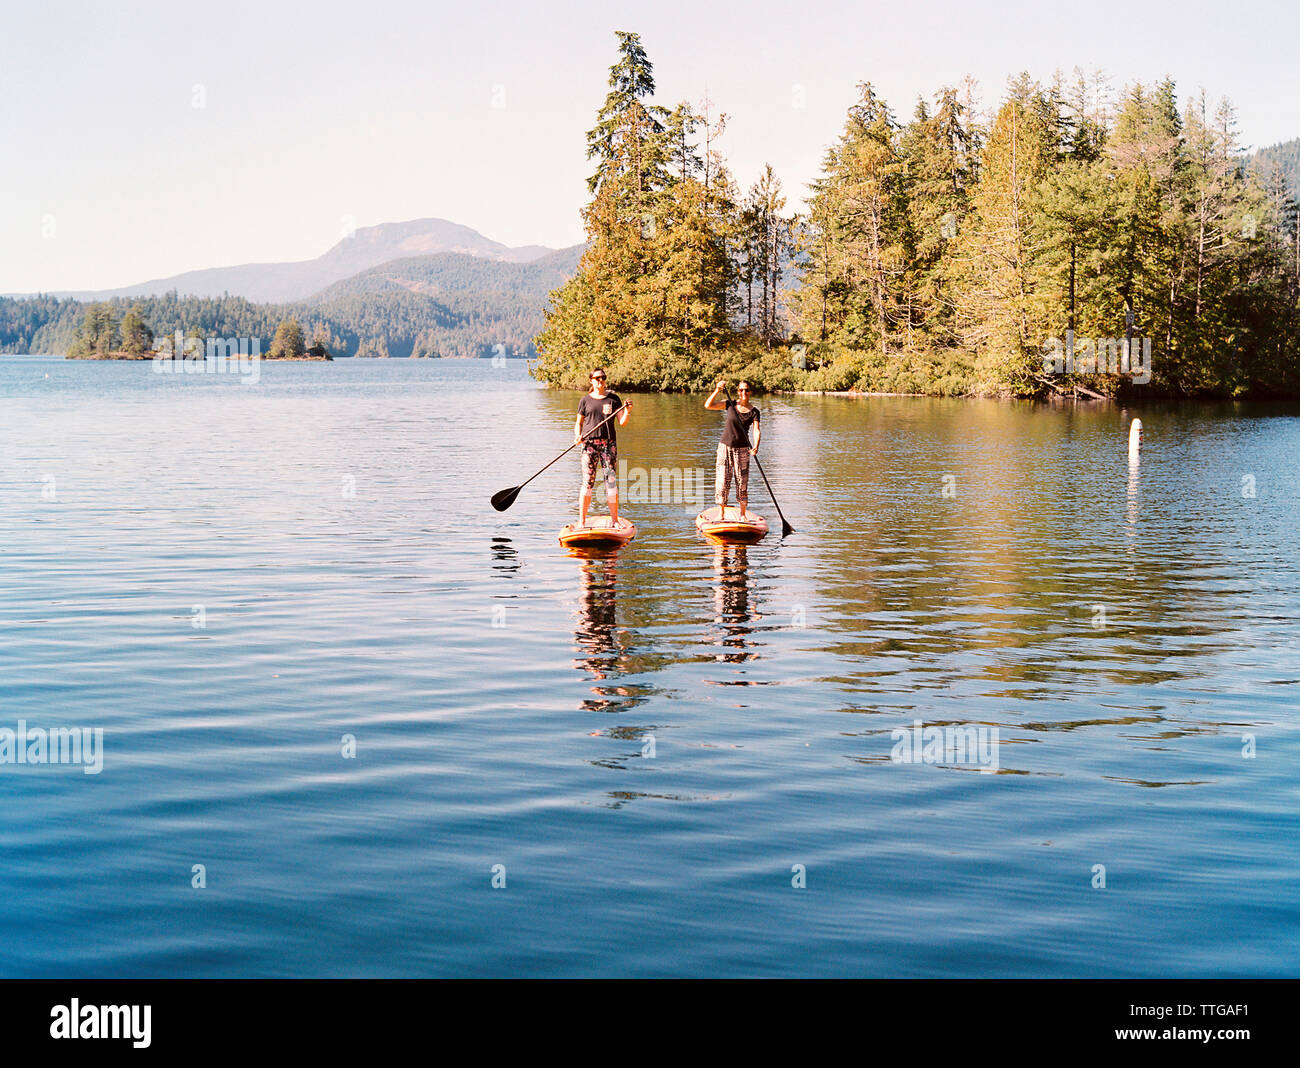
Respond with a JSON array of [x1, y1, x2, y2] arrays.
[[0, 245, 583, 359], [305, 246, 584, 356], [1252, 137, 1300, 201], [534, 33, 1300, 397]]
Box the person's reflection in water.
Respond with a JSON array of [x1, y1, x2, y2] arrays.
[[572, 550, 632, 712], [710, 543, 759, 664]]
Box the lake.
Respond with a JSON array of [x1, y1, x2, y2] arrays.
[[0, 355, 1297, 977]]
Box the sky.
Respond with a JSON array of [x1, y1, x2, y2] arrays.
[[2, 0, 1297, 293]]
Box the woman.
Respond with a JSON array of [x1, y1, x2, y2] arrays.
[[574, 368, 631, 528], [704, 379, 760, 521]]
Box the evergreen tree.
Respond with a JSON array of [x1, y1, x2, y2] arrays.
[[898, 88, 975, 346], [742, 164, 792, 347], [951, 77, 1061, 390], [68, 303, 119, 357], [119, 305, 153, 355], [796, 83, 910, 355], [535, 30, 749, 390], [270, 318, 305, 358], [663, 102, 703, 183]]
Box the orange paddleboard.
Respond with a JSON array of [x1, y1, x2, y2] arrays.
[[558, 515, 637, 549], [695, 506, 768, 544]]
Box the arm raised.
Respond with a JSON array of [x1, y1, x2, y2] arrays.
[[704, 379, 729, 411]]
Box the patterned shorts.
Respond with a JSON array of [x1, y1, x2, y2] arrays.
[[715, 443, 751, 504], [581, 439, 618, 492]]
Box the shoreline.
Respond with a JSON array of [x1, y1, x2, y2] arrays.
[[64, 353, 333, 362], [777, 388, 1115, 401], [779, 389, 929, 398]]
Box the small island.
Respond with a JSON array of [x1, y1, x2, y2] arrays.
[[65, 304, 332, 360]]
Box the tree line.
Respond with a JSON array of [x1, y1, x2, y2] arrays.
[[532, 33, 1300, 397], [0, 247, 584, 360], [0, 283, 542, 361], [52, 299, 330, 359]]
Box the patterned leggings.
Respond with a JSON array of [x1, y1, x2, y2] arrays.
[[581, 439, 618, 493], [715, 443, 751, 505]]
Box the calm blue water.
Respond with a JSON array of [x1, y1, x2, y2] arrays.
[[1, 355, 1297, 977]]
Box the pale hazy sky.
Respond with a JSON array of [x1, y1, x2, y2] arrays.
[[3, 0, 1296, 293]]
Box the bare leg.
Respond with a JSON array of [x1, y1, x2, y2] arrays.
[[608, 489, 619, 526], [578, 487, 591, 527]]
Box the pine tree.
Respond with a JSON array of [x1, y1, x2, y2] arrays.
[[743, 164, 792, 347], [586, 32, 668, 193], [899, 88, 975, 346], [270, 319, 305, 358], [119, 305, 154, 355], [307, 323, 332, 359], [663, 102, 703, 184], [68, 303, 120, 357], [796, 83, 910, 356], [951, 77, 1060, 391], [535, 31, 745, 390]]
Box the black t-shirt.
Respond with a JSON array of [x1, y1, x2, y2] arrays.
[[721, 399, 760, 448], [578, 391, 622, 444]]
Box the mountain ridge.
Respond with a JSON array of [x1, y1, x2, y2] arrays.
[[12, 218, 570, 304], [0, 242, 586, 359]]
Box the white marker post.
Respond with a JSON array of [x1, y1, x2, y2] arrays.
[[1128, 417, 1143, 462]]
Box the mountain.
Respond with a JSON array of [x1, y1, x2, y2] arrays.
[[34, 218, 567, 304], [0, 243, 586, 358], [308, 244, 583, 304], [300, 244, 585, 357]]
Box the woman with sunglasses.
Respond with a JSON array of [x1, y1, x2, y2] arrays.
[[573, 369, 631, 529], [704, 378, 761, 522]]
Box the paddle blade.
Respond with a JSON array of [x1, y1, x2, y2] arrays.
[[491, 486, 521, 512], [780, 519, 795, 538]]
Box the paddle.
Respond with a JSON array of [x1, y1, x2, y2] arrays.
[[724, 385, 794, 538], [491, 401, 630, 512]]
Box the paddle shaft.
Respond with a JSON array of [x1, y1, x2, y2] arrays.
[[505, 400, 629, 496]]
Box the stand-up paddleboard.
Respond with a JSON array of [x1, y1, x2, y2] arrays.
[[558, 515, 637, 550], [695, 506, 768, 544]]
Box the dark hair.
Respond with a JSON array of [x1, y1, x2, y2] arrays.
[[590, 368, 606, 380]]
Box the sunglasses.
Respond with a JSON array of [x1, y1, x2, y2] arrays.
[[591, 375, 605, 381]]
